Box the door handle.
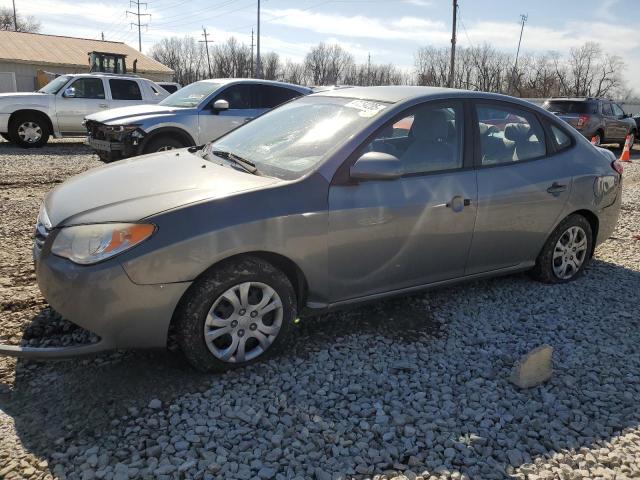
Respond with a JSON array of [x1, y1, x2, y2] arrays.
[[546, 182, 567, 195], [446, 196, 471, 211], [99, 103, 108, 108]]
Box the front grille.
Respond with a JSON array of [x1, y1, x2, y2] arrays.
[[86, 120, 107, 140], [34, 220, 50, 251]]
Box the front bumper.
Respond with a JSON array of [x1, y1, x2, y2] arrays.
[[85, 120, 144, 159], [0, 244, 191, 359]]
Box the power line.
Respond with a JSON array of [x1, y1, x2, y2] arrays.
[[127, 0, 151, 51]]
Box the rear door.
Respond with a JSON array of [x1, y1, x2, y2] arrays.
[[197, 83, 259, 142], [601, 102, 618, 140], [466, 101, 572, 274], [255, 85, 305, 115], [55, 77, 109, 133], [108, 79, 144, 108]]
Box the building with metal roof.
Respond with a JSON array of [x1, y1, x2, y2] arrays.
[[0, 31, 174, 92]]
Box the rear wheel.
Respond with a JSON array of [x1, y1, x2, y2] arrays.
[[592, 131, 603, 146], [0, 133, 11, 142], [9, 114, 50, 148], [175, 257, 297, 372], [142, 136, 187, 154], [530, 214, 593, 283]]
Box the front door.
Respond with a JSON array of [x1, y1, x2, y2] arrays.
[[55, 77, 108, 133], [328, 100, 477, 302], [466, 101, 572, 274], [198, 84, 259, 143]]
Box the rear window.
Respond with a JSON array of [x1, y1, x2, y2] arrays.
[[543, 101, 597, 115]]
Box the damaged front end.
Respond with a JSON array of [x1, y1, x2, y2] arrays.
[[85, 120, 146, 161]]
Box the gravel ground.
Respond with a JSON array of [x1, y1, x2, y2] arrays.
[[0, 138, 639, 480]]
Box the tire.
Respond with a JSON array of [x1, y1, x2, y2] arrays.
[[8, 113, 50, 148], [592, 131, 603, 147], [97, 151, 122, 163], [175, 256, 297, 372], [530, 214, 593, 284], [142, 135, 186, 154], [0, 133, 11, 143]]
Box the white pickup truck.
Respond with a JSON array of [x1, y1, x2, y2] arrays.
[[0, 73, 168, 147]]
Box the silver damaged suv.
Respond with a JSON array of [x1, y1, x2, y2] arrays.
[[85, 78, 311, 162]]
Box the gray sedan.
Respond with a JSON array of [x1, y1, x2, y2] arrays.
[[1, 87, 622, 371]]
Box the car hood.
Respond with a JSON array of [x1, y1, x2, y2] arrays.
[[86, 104, 193, 124], [0, 92, 51, 110], [44, 149, 281, 226]]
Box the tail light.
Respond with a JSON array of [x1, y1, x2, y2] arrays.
[[576, 115, 590, 128], [611, 160, 624, 175]]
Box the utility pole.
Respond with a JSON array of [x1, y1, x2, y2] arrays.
[[256, 0, 262, 79], [127, 0, 151, 52], [250, 29, 255, 77], [448, 0, 458, 88], [509, 13, 528, 95], [200, 27, 214, 78], [367, 53, 371, 86], [12, 0, 17, 31], [101, 31, 105, 41]]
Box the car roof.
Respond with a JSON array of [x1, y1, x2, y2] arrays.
[[68, 73, 147, 81], [310, 85, 546, 108], [197, 78, 312, 92]]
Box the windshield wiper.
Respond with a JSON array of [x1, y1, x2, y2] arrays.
[[210, 149, 258, 174]]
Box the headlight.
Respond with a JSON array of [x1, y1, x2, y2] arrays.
[[106, 124, 140, 133], [51, 223, 156, 265]]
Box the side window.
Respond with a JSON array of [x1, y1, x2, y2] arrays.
[[362, 102, 462, 175], [163, 84, 178, 94], [602, 103, 613, 116], [257, 85, 303, 109], [612, 104, 625, 117], [68, 78, 105, 99], [109, 79, 142, 100], [476, 103, 546, 165], [550, 124, 572, 150], [215, 84, 253, 109]]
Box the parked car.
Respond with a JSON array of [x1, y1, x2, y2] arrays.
[[0, 73, 169, 147], [0, 87, 622, 371], [157, 81, 182, 94], [84, 78, 312, 162], [542, 97, 637, 147]]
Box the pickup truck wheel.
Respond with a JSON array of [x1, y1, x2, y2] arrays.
[[9, 114, 50, 148], [143, 136, 186, 154], [175, 256, 297, 372]]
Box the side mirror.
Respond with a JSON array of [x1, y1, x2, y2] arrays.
[[350, 151, 403, 181], [63, 87, 76, 98], [213, 99, 229, 112]]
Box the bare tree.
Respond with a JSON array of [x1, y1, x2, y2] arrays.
[[261, 52, 282, 81], [304, 43, 354, 85], [150, 37, 207, 85], [0, 6, 41, 32]]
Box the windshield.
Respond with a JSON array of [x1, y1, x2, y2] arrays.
[[543, 101, 597, 114], [159, 81, 222, 108], [208, 96, 389, 180], [38, 75, 71, 94]]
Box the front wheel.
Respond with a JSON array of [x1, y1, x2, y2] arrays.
[[530, 214, 593, 283], [9, 114, 50, 148], [142, 136, 187, 154], [175, 257, 297, 372]]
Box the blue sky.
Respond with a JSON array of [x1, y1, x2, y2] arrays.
[[4, 0, 639, 91]]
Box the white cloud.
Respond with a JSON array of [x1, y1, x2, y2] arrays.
[[403, 0, 432, 6], [263, 8, 449, 43]]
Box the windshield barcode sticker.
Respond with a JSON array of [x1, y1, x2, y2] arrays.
[[344, 100, 387, 117]]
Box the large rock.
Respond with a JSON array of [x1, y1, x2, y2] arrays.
[[510, 345, 553, 389]]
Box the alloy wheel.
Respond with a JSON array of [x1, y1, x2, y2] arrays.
[[204, 281, 283, 363], [17, 122, 42, 143], [553, 226, 588, 280]]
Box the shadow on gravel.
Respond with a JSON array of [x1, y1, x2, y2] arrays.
[[2, 260, 639, 478]]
